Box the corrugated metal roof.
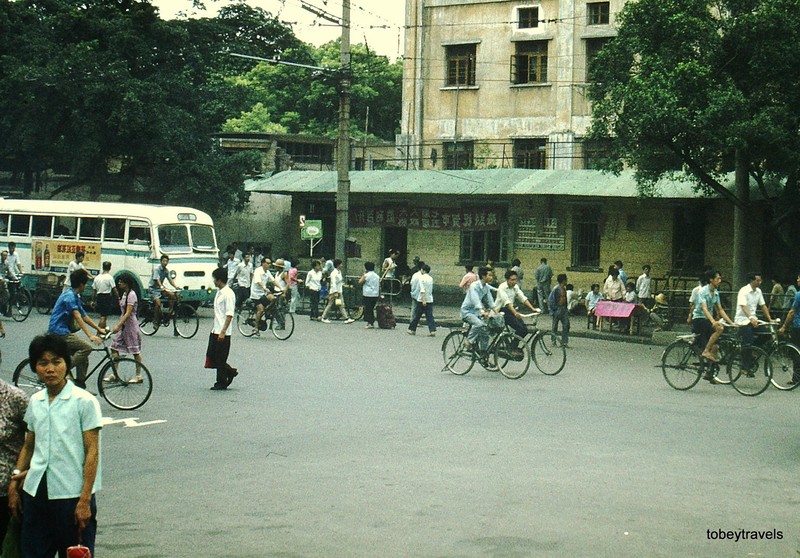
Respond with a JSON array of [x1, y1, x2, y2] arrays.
[[244, 169, 720, 198]]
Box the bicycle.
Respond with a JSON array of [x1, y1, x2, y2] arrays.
[[441, 313, 530, 379], [725, 320, 773, 397], [757, 321, 800, 391], [660, 321, 770, 396], [12, 332, 153, 410], [236, 293, 295, 340], [138, 293, 199, 339], [520, 313, 567, 375], [3, 279, 32, 322]]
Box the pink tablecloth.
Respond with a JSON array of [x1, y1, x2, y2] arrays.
[[595, 301, 637, 318]]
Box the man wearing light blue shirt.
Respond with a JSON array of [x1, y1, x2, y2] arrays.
[[460, 266, 495, 354]]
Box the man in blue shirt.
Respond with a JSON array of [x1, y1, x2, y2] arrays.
[[48, 269, 106, 387], [460, 266, 495, 356]]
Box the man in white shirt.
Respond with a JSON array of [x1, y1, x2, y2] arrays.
[[494, 269, 539, 345], [224, 252, 240, 288], [305, 260, 323, 321], [233, 254, 253, 307], [636, 264, 653, 308], [407, 262, 436, 336], [207, 267, 237, 390], [734, 273, 774, 365], [91, 261, 117, 330], [249, 258, 281, 336]]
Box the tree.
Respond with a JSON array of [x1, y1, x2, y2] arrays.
[[588, 0, 800, 284], [0, 0, 302, 217], [226, 41, 403, 141]]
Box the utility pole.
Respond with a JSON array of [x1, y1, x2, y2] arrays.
[[335, 1, 351, 270]]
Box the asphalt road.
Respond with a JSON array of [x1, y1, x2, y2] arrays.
[[2, 311, 797, 558]]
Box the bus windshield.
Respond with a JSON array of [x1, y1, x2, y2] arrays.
[[190, 225, 216, 252], [158, 224, 217, 253]]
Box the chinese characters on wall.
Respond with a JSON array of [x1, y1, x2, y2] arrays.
[[350, 206, 503, 231]]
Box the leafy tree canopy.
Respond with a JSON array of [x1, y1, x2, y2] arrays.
[[226, 40, 403, 141], [0, 0, 303, 216], [588, 0, 800, 212]]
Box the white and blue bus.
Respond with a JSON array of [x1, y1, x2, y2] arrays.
[[0, 199, 219, 303]]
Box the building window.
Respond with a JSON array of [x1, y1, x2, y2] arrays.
[[571, 207, 601, 268], [446, 44, 477, 86], [585, 37, 611, 81], [514, 139, 547, 169], [587, 2, 610, 25], [443, 141, 474, 170], [518, 7, 539, 28], [511, 41, 548, 84], [582, 138, 613, 169], [460, 227, 509, 264]]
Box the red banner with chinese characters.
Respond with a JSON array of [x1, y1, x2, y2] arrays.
[[350, 206, 503, 230]]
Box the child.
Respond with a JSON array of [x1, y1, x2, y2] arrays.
[[624, 282, 638, 303], [585, 284, 603, 329]]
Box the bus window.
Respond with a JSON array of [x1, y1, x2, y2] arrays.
[[104, 218, 126, 242], [0, 214, 8, 235], [190, 225, 216, 251], [79, 217, 101, 240], [128, 220, 151, 246], [31, 216, 52, 237], [158, 225, 190, 253], [9, 214, 31, 237], [54, 216, 77, 238]]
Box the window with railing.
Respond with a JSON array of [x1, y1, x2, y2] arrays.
[[511, 41, 548, 84], [514, 139, 547, 169], [571, 207, 601, 268], [443, 141, 474, 170]]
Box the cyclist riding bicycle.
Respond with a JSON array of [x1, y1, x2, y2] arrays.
[[47, 268, 106, 388], [691, 269, 733, 382], [493, 269, 540, 355], [248, 258, 283, 336], [460, 266, 495, 360], [149, 254, 182, 331]]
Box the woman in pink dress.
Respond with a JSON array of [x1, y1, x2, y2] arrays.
[[109, 272, 144, 383]]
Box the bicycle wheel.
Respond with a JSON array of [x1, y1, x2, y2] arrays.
[[348, 305, 364, 321], [727, 345, 772, 396], [531, 331, 567, 375], [10, 290, 32, 322], [139, 301, 158, 336], [98, 357, 153, 410], [710, 341, 732, 385], [442, 330, 474, 375], [174, 304, 199, 339], [236, 308, 257, 337], [35, 290, 52, 314], [271, 310, 295, 340], [661, 341, 703, 390], [769, 343, 800, 391], [13, 358, 44, 396], [493, 333, 530, 379]]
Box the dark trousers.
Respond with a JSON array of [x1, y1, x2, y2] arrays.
[[503, 312, 529, 340], [551, 306, 570, 345], [791, 328, 800, 382], [408, 300, 436, 332], [236, 286, 249, 307], [363, 296, 378, 325], [206, 332, 235, 386], [309, 289, 320, 319], [0, 495, 8, 547], [21, 474, 97, 558]]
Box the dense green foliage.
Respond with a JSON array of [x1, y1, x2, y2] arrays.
[[588, 0, 800, 210], [0, 0, 402, 217], [227, 40, 403, 141]]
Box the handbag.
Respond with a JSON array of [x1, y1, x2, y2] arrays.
[[334, 294, 344, 307]]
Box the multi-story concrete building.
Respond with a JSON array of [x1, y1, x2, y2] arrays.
[[399, 0, 620, 171]]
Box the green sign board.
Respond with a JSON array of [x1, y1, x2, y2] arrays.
[[301, 220, 323, 240]]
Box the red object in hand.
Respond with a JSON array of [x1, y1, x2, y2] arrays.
[[67, 544, 92, 558]]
